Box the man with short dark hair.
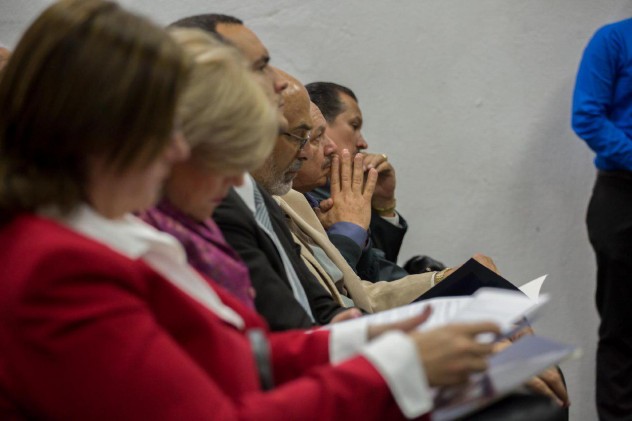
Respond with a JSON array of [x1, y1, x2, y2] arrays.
[[280, 102, 452, 312], [307, 82, 445, 281]]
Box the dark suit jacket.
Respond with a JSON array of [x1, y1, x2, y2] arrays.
[[213, 186, 345, 330], [369, 208, 408, 263]]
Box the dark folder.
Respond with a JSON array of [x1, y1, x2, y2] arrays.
[[414, 258, 522, 302]]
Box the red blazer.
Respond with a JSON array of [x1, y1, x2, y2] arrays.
[[0, 215, 422, 420]]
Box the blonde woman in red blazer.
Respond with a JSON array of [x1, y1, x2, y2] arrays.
[[0, 1, 499, 420]]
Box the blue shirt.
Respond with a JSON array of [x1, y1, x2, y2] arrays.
[[572, 18, 632, 171]]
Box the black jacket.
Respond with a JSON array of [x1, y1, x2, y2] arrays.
[[213, 186, 345, 331]]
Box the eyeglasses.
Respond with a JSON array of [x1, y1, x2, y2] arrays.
[[282, 131, 310, 150]]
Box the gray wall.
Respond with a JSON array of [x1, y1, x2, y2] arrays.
[[4, 1, 632, 419]]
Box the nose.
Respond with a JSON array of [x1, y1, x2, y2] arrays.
[[271, 67, 288, 94], [166, 130, 190, 163], [356, 132, 368, 151], [323, 133, 338, 156], [274, 77, 289, 94]]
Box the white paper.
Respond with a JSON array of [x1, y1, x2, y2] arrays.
[[449, 288, 550, 341], [332, 288, 549, 340], [355, 296, 471, 330], [518, 275, 547, 300]]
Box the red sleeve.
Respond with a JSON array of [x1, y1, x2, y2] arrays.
[[219, 303, 427, 420], [207, 274, 336, 385], [210, 281, 333, 384], [268, 329, 331, 384], [233, 356, 415, 421]]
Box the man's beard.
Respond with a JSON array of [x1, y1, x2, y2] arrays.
[[265, 159, 303, 196]]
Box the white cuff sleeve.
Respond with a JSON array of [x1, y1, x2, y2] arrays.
[[361, 330, 432, 419], [380, 212, 401, 227], [329, 317, 369, 364]]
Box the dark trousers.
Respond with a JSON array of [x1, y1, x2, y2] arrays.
[[587, 171, 632, 420]]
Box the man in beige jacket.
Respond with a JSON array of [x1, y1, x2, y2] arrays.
[[276, 102, 496, 312]]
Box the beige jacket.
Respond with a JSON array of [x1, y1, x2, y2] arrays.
[[275, 190, 436, 313]]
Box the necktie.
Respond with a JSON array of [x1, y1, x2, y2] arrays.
[[253, 186, 315, 322]]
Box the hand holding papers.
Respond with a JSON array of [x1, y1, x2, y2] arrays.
[[411, 322, 500, 387], [332, 261, 578, 418]]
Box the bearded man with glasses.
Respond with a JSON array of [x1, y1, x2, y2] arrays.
[[214, 70, 362, 330]]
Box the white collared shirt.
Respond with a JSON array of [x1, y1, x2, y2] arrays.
[[233, 173, 257, 214]]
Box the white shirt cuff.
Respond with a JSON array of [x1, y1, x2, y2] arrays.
[[329, 317, 369, 363], [361, 330, 432, 419], [380, 212, 401, 227]]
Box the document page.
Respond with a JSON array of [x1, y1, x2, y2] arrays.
[[333, 288, 548, 338], [448, 288, 549, 338], [519, 275, 547, 300], [356, 296, 471, 330]]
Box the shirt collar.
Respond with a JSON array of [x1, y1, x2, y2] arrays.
[[233, 173, 257, 215], [51, 205, 186, 262]]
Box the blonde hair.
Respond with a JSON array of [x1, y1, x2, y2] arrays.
[[0, 0, 190, 220], [170, 28, 278, 172]]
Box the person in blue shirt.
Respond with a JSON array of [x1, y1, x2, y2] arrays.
[[572, 18, 632, 421]]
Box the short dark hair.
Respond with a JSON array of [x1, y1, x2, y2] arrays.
[[305, 82, 358, 123], [168, 14, 243, 42]]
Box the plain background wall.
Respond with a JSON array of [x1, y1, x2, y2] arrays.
[[4, 1, 632, 419]]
